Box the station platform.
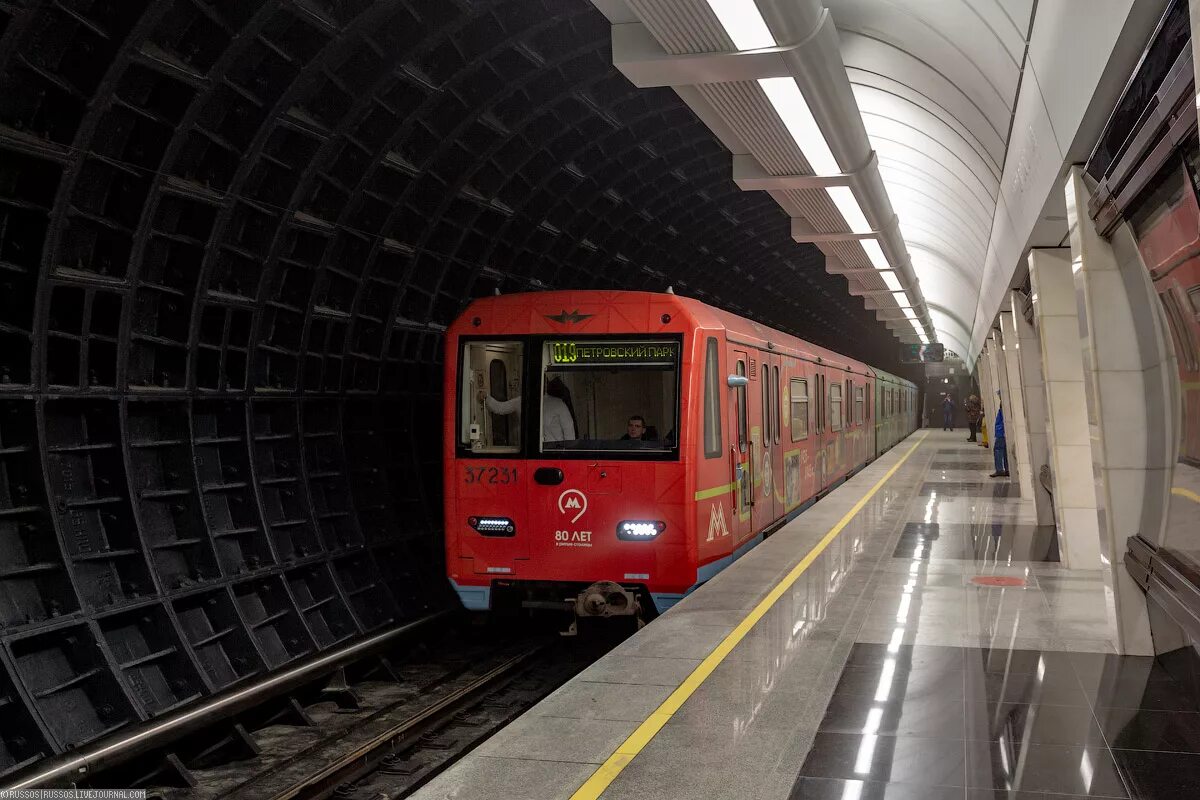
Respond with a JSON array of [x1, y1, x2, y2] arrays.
[[414, 430, 1197, 799]]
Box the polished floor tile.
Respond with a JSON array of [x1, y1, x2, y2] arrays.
[[964, 740, 1128, 796], [800, 731, 967, 788], [846, 643, 967, 672], [964, 668, 1092, 707], [835, 662, 966, 701], [1091, 674, 1200, 713], [920, 481, 1021, 498], [1098, 708, 1200, 753], [966, 701, 1106, 747], [1111, 748, 1200, 797], [789, 776, 965, 799], [820, 691, 967, 739]]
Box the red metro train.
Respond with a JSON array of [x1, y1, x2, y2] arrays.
[[444, 290, 918, 618]]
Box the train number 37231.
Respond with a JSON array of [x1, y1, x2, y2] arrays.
[[464, 466, 517, 484]]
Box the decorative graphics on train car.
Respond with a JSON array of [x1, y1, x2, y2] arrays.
[[557, 489, 588, 523], [545, 309, 595, 324], [707, 503, 730, 541], [785, 452, 801, 508], [548, 340, 678, 366]]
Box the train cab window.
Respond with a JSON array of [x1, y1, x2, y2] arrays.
[[855, 385, 864, 425], [460, 340, 524, 453], [830, 382, 842, 431], [539, 339, 680, 456], [790, 378, 808, 441], [703, 338, 722, 458]]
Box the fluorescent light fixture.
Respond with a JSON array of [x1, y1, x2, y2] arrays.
[[827, 185, 873, 233], [706, 0, 775, 50], [902, 307, 918, 320], [909, 318, 924, 335], [858, 238, 890, 272], [891, 291, 909, 305], [758, 77, 840, 175], [881, 271, 903, 291]]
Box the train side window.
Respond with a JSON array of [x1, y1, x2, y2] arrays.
[[460, 340, 524, 453], [736, 359, 748, 452], [773, 366, 781, 444], [830, 381, 842, 432], [790, 378, 808, 441], [846, 379, 853, 426], [703, 338, 722, 458], [855, 385, 864, 425]]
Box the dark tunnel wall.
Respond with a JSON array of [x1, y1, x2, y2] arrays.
[[0, 0, 903, 766]]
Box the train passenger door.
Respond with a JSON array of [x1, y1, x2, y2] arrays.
[[762, 352, 783, 523], [812, 368, 826, 491], [728, 349, 752, 544], [747, 352, 772, 536]]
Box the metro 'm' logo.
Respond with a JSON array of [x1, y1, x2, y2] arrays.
[[706, 503, 730, 542]]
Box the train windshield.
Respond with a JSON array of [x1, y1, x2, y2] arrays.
[[539, 339, 679, 455], [460, 340, 524, 454]]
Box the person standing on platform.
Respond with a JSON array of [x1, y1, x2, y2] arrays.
[[990, 396, 1009, 478], [965, 394, 982, 442], [941, 394, 955, 431]]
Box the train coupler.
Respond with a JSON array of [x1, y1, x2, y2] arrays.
[[560, 581, 645, 636]]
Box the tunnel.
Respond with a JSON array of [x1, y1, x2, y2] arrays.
[[0, 0, 914, 775]]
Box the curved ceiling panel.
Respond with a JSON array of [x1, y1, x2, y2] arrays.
[[828, 0, 1034, 355]]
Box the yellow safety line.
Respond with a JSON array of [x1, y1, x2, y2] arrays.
[[1172, 487, 1200, 504], [568, 431, 929, 800]]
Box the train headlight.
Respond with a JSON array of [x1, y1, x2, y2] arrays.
[[617, 520, 665, 541], [468, 516, 516, 536]]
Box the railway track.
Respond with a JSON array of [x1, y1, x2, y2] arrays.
[[124, 618, 628, 800]]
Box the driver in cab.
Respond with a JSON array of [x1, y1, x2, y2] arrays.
[[621, 415, 647, 441]]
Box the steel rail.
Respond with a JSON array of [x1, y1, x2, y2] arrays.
[[1, 610, 453, 791], [256, 646, 544, 800]]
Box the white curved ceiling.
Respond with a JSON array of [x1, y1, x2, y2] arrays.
[[601, 0, 1161, 362], [829, 0, 1035, 358]]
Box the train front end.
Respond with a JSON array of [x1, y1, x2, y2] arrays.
[[443, 293, 694, 619]]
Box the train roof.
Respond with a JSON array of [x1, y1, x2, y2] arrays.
[[452, 290, 913, 386]]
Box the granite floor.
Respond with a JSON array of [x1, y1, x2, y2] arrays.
[[413, 431, 1195, 800]]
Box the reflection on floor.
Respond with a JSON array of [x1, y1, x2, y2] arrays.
[[795, 433, 1200, 798]]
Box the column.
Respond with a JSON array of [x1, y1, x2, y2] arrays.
[[977, 345, 995, 448], [990, 329, 1018, 485], [1000, 310, 1034, 497], [1011, 289, 1055, 525], [1028, 247, 1103, 569], [1066, 165, 1159, 656]]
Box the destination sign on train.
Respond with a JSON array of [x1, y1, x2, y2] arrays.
[[549, 340, 678, 366]]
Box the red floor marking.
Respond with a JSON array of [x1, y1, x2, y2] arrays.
[[971, 576, 1026, 587]]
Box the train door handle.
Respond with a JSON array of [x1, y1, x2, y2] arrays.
[[534, 467, 563, 485]]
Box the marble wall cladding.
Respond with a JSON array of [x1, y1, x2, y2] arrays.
[[1013, 289, 1055, 524], [1066, 167, 1155, 655], [1029, 246, 1102, 570], [1001, 310, 1036, 499]]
